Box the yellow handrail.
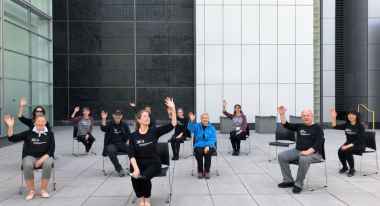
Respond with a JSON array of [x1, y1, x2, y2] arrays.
[[358, 104, 375, 130]]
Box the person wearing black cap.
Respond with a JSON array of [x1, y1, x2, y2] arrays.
[[101, 109, 131, 177], [129, 103, 156, 128]]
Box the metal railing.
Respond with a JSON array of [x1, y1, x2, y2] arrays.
[[358, 104, 375, 130]]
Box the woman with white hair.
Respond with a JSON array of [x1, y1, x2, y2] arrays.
[[188, 112, 217, 179]]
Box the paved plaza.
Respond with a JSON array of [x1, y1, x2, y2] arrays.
[[0, 126, 380, 206]]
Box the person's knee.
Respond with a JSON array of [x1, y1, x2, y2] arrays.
[[106, 145, 117, 153], [42, 158, 53, 169], [299, 156, 312, 165], [23, 160, 34, 170], [278, 151, 287, 161], [343, 149, 353, 155]]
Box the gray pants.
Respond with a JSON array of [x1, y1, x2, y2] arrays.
[[278, 148, 322, 189], [22, 156, 53, 181]]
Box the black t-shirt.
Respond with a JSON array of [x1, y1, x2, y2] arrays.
[[109, 123, 125, 144], [128, 123, 174, 164], [283, 122, 324, 153], [173, 116, 188, 135], [333, 123, 365, 148], [202, 125, 207, 139], [8, 130, 55, 159], [19, 115, 51, 131]]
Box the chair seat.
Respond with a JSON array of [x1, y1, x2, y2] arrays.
[[289, 160, 324, 165], [229, 136, 249, 140], [103, 151, 128, 157], [156, 167, 169, 177], [269, 141, 295, 147], [193, 150, 218, 156], [167, 138, 191, 143]]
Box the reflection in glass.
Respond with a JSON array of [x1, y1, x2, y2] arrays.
[[32, 82, 51, 105], [4, 22, 29, 54], [31, 34, 51, 60], [32, 58, 52, 83], [30, 0, 51, 16], [4, 79, 29, 106], [4, 0, 28, 27], [31, 12, 50, 38], [4, 51, 29, 80]]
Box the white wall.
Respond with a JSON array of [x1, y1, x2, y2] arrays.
[[322, 0, 336, 122], [196, 0, 315, 123]]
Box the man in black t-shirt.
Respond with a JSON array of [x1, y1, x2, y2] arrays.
[[276, 106, 324, 194], [100, 109, 131, 177]]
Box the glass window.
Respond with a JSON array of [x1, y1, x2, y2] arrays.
[[4, 106, 30, 134], [44, 106, 51, 124], [30, 0, 51, 16], [4, 21, 29, 54], [4, 51, 29, 80], [4, 0, 28, 27], [31, 34, 51, 60], [32, 82, 51, 105], [32, 58, 52, 83], [4, 79, 29, 106], [31, 12, 50, 38]]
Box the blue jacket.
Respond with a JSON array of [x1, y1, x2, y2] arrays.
[[188, 121, 216, 149]]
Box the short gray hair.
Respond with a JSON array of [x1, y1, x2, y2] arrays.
[[301, 109, 313, 116], [35, 114, 47, 121], [200, 113, 209, 119]]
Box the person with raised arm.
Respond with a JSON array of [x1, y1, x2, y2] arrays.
[[100, 109, 131, 177], [167, 107, 188, 160], [70, 107, 94, 155], [18, 97, 51, 131], [330, 108, 365, 177], [128, 98, 176, 206], [222, 100, 247, 156], [6, 114, 55, 200], [276, 106, 324, 194], [188, 112, 217, 179], [129, 103, 156, 128]]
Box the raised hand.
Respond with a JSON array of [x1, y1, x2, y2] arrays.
[[74, 107, 80, 112], [167, 107, 172, 114], [189, 112, 196, 122], [165, 97, 175, 108], [4, 115, 14, 127], [330, 108, 337, 118], [101, 111, 108, 119], [223, 100, 227, 107], [20, 97, 27, 106], [129, 103, 135, 107], [277, 106, 287, 115]]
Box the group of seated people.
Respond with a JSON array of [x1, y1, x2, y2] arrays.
[[4, 97, 369, 204]]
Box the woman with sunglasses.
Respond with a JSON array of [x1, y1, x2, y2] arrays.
[[18, 97, 51, 130], [222, 100, 247, 156]]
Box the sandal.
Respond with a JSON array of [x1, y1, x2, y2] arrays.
[[139, 203, 145, 206], [40, 190, 49, 198], [145, 204, 151, 206], [26, 191, 35, 201]]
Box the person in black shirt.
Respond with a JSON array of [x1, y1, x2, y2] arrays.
[[276, 106, 324, 194], [100, 109, 131, 177], [129, 103, 156, 128], [6, 114, 55, 200], [331, 108, 365, 177], [128, 97, 176, 206], [167, 107, 188, 160]]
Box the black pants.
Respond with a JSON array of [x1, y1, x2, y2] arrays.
[[338, 146, 365, 169], [170, 134, 187, 156], [230, 131, 246, 150], [77, 134, 95, 152], [106, 142, 129, 172], [130, 159, 161, 198], [194, 147, 216, 173]]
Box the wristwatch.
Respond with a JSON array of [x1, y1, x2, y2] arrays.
[[349, 143, 354, 147]]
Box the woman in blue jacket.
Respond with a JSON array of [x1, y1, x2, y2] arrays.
[[188, 112, 216, 179]]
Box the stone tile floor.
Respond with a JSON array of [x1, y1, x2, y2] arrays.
[[0, 126, 379, 206]]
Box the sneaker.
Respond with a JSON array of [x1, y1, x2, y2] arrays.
[[204, 172, 210, 179], [171, 156, 176, 160], [347, 169, 356, 177], [292, 186, 302, 194], [119, 169, 126, 177], [278, 182, 294, 188], [232, 149, 236, 156], [339, 167, 349, 174], [173, 155, 179, 161], [236, 150, 240, 156], [198, 172, 204, 179]]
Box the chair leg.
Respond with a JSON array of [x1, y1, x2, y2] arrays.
[[132, 194, 137, 203], [216, 155, 219, 176], [103, 157, 107, 176], [268, 146, 277, 162], [191, 155, 194, 176], [165, 166, 172, 203], [77, 142, 79, 157], [53, 166, 56, 191], [182, 143, 185, 159], [361, 153, 379, 176], [72, 138, 74, 155], [228, 143, 231, 153], [307, 162, 328, 191], [184, 140, 193, 159], [19, 170, 23, 195], [94, 139, 97, 155]]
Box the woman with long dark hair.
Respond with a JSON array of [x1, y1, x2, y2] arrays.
[[18, 97, 51, 130], [222, 100, 247, 156], [128, 97, 176, 206], [331, 108, 366, 177]]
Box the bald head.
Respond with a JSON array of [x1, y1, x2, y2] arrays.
[[301, 109, 313, 116]]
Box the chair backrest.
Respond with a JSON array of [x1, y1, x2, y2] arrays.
[[73, 125, 78, 138], [364, 131, 377, 151], [275, 124, 296, 142], [157, 142, 170, 166], [320, 138, 326, 160], [186, 129, 191, 139], [246, 124, 250, 137]]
